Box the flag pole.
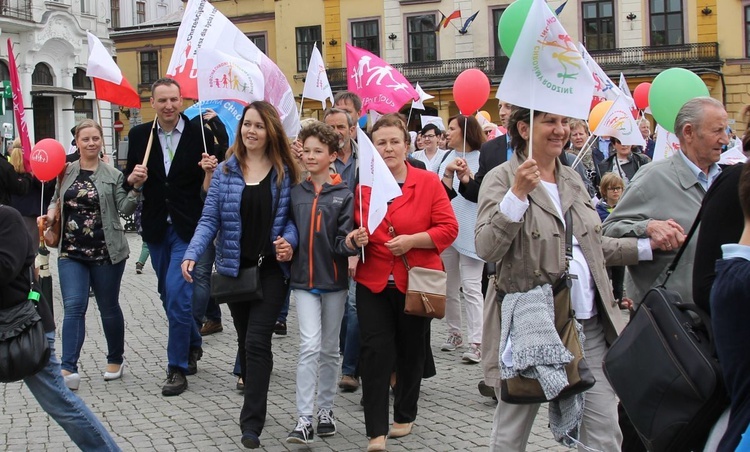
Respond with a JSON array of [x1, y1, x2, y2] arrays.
[[94, 96, 107, 157], [198, 102, 208, 156], [571, 133, 597, 170], [141, 118, 158, 166], [359, 185, 365, 263], [406, 105, 413, 131], [528, 107, 534, 160]]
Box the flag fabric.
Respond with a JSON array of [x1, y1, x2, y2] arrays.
[[592, 95, 646, 146], [420, 115, 446, 131], [302, 43, 334, 109], [184, 99, 243, 147], [619, 73, 632, 99], [496, 0, 595, 119], [357, 127, 402, 233], [443, 10, 462, 28], [718, 142, 747, 165], [435, 12, 446, 32], [555, 0, 568, 16], [197, 49, 264, 105], [459, 11, 479, 34], [7, 39, 31, 172], [578, 42, 622, 103], [167, 0, 299, 137], [412, 83, 434, 110], [86, 32, 141, 108], [652, 124, 681, 162], [346, 44, 419, 114]]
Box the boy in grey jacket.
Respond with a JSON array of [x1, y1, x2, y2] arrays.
[[283, 121, 368, 444]]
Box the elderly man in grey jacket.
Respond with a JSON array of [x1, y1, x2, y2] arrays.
[[602, 97, 728, 306]]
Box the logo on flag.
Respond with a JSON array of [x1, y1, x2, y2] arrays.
[[346, 44, 418, 114], [578, 43, 622, 104], [197, 49, 264, 104], [652, 124, 681, 162], [592, 95, 645, 146], [302, 43, 334, 109]]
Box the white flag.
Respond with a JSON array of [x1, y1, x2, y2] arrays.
[[592, 95, 646, 147], [619, 73, 632, 98], [412, 83, 434, 110], [652, 124, 681, 162], [718, 142, 747, 165], [357, 127, 402, 233], [497, 0, 595, 119], [578, 42, 622, 102], [302, 43, 334, 109], [420, 115, 445, 131], [197, 49, 265, 104]]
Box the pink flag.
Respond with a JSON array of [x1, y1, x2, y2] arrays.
[[7, 39, 31, 172], [346, 44, 418, 114]]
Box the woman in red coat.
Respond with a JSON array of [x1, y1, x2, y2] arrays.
[[354, 114, 458, 451]]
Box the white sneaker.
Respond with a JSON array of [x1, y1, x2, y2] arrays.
[[462, 344, 481, 363], [441, 332, 464, 351]]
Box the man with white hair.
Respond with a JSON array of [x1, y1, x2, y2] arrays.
[[603, 96, 728, 306]]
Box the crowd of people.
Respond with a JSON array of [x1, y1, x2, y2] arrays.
[[2, 75, 750, 451]]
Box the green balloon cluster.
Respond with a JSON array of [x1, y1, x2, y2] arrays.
[[648, 68, 709, 133]]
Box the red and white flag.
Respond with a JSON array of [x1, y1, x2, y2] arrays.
[[652, 124, 681, 162], [592, 95, 646, 147], [7, 39, 31, 172], [346, 44, 419, 114], [167, 0, 299, 136], [302, 43, 334, 109], [197, 49, 264, 104], [86, 32, 141, 108], [357, 127, 402, 233], [497, 0, 595, 119]]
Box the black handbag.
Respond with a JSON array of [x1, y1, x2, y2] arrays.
[[603, 208, 729, 451], [209, 184, 279, 304], [500, 210, 596, 404], [211, 256, 263, 304], [0, 285, 51, 383]]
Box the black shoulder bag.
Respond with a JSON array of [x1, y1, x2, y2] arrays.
[[210, 183, 281, 304]]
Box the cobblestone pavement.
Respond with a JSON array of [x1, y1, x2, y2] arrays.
[[1, 233, 568, 451]]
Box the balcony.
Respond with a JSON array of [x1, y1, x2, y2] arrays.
[[326, 42, 721, 92], [1, 0, 33, 21]]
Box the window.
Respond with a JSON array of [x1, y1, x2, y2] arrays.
[[74, 99, 94, 123], [650, 0, 683, 46], [582, 1, 615, 50], [352, 19, 380, 57], [72, 68, 92, 90], [296, 26, 321, 72], [492, 8, 509, 72], [247, 34, 267, 54], [136, 1, 146, 24], [32, 63, 53, 86], [81, 0, 91, 14], [139, 51, 159, 85], [0, 61, 10, 113], [746, 6, 750, 57], [111, 0, 120, 28], [407, 14, 437, 63]]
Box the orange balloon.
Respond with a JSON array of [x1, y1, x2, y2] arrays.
[[477, 110, 492, 122], [588, 100, 614, 132]]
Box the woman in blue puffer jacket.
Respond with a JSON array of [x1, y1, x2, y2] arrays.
[[182, 101, 300, 449]]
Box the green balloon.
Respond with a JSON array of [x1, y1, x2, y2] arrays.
[[498, 0, 533, 57], [648, 68, 710, 133]]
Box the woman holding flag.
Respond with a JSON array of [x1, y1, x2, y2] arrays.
[[475, 107, 658, 450], [354, 114, 457, 451]]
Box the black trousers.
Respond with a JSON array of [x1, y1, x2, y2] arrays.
[[227, 262, 287, 437], [357, 284, 428, 438]]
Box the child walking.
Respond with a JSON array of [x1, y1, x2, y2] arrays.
[[284, 121, 368, 444]]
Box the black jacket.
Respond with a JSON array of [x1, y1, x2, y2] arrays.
[[0, 205, 34, 309], [124, 114, 215, 243], [0, 158, 29, 205], [458, 135, 510, 203]]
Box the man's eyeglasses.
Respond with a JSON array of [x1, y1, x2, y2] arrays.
[[422, 134, 436, 139]]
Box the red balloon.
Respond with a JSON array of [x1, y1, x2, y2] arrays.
[[633, 83, 651, 111], [453, 69, 490, 115], [30, 139, 66, 182]]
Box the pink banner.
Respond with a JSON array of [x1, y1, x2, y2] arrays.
[[346, 44, 418, 114], [7, 39, 32, 172]]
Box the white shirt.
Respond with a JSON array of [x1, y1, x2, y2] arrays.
[[411, 148, 448, 174], [158, 116, 185, 175]]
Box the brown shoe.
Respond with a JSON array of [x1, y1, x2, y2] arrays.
[[338, 374, 360, 392], [200, 320, 223, 336]]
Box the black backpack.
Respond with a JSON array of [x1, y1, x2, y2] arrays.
[[602, 210, 729, 451]]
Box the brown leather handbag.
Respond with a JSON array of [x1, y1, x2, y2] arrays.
[[43, 167, 67, 248], [386, 220, 447, 319], [499, 209, 596, 404]]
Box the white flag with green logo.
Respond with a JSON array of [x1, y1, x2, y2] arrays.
[[497, 0, 595, 119]]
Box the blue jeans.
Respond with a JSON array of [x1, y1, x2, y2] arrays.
[[148, 226, 202, 373], [24, 332, 120, 451], [59, 258, 126, 373], [341, 278, 359, 376], [192, 241, 221, 328]]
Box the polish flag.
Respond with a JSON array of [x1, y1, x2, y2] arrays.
[[443, 10, 462, 28], [86, 32, 140, 108]]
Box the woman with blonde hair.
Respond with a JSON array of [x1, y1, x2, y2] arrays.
[[182, 101, 300, 449]]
